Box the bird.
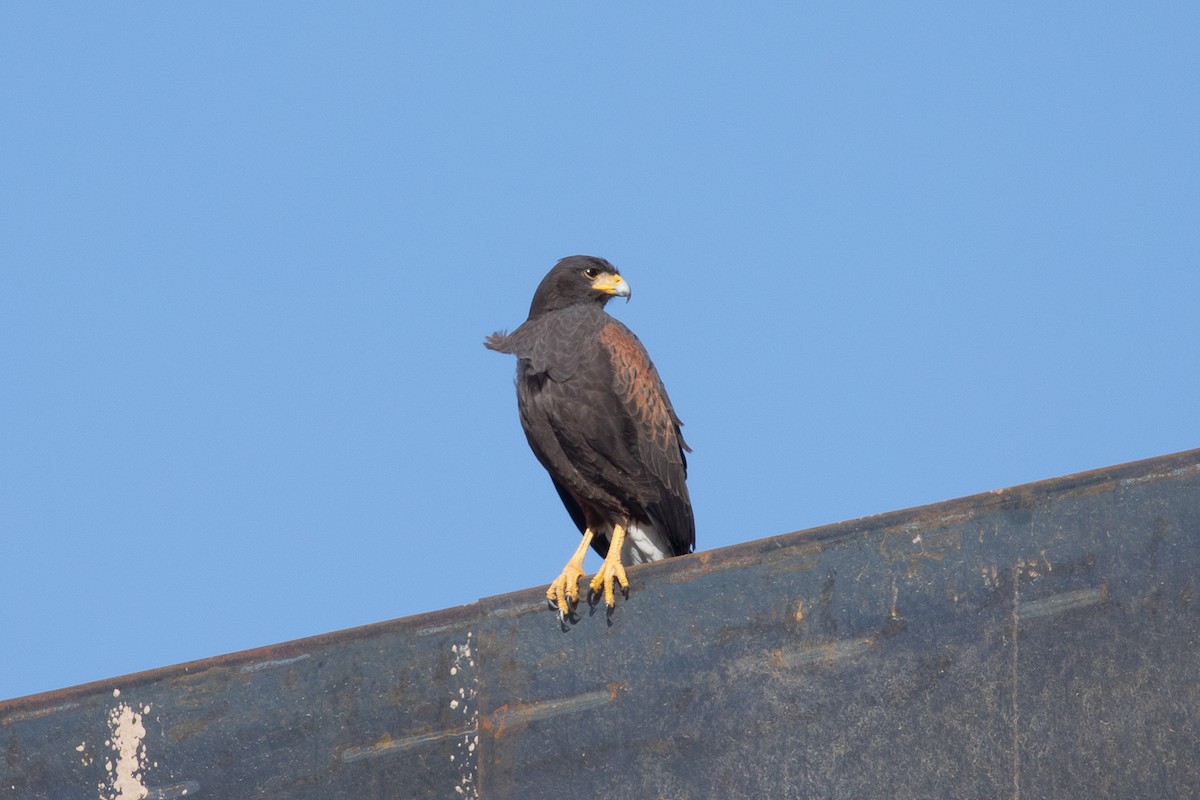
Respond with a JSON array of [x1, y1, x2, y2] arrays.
[[486, 255, 695, 616]]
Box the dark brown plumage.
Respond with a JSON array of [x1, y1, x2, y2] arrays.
[[486, 255, 694, 613]]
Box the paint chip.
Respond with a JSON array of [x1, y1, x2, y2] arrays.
[[99, 701, 151, 800]]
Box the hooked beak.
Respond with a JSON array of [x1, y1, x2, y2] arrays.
[[592, 273, 631, 302]]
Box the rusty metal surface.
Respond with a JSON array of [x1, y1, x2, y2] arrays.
[[4, 449, 1200, 799]]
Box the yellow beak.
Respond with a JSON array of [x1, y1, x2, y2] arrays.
[[592, 273, 631, 300]]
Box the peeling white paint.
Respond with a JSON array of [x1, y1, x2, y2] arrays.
[[98, 701, 151, 800], [450, 632, 480, 799]]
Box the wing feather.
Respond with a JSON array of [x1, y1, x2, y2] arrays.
[[597, 320, 695, 555]]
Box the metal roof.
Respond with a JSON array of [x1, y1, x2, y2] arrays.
[[4, 448, 1199, 798]]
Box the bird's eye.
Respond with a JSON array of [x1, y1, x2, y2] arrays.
[[583, 267, 599, 280]]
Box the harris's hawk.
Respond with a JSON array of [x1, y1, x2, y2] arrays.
[[486, 256, 695, 615]]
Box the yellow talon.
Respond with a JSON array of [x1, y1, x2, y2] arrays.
[[547, 528, 594, 615], [588, 523, 630, 607]]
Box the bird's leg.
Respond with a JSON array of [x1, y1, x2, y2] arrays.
[[589, 523, 630, 608], [547, 528, 594, 615]]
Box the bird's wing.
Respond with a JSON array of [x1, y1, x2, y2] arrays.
[[516, 329, 640, 511], [486, 312, 586, 382], [596, 319, 695, 555]]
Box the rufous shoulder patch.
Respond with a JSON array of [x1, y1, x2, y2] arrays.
[[599, 322, 673, 449]]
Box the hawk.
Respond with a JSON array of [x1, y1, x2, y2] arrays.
[[486, 256, 694, 615]]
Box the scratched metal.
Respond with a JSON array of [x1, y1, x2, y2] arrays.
[[3, 450, 1199, 799]]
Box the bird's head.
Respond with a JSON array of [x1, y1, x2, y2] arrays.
[[527, 255, 631, 318]]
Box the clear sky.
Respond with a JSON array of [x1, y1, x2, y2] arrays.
[[3, 4, 1198, 701]]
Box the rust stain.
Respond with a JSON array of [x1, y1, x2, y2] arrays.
[[487, 689, 613, 736], [479, 706, 501, 736], [877, 525, 966, 577], [793, 599, 806, 623], [906, 549, 949, 578]]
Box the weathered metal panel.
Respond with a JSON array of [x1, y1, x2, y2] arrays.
[[4, 449, 1199, 799]]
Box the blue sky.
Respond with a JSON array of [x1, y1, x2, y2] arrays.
[[2, 4, 1198, 700]]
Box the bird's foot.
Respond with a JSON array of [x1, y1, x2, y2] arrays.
[[546, 528, 595, 618], [588, 523, 630, 608], [546, 558, 587, 617], [588, 558, 629, 608]]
